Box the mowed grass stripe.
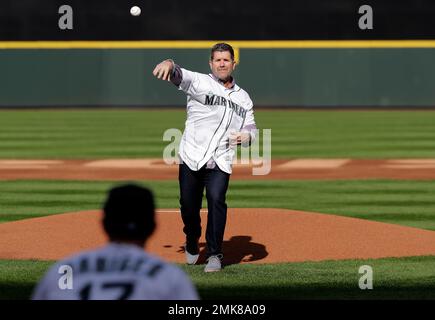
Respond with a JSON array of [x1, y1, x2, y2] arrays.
[[0, 110, 435, 157], [0, 110, 184, 158], [0, 180, 435, 230], [3, 255, 435, 299]]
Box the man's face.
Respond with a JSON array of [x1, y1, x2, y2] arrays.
[[209, 51, 236, 82]]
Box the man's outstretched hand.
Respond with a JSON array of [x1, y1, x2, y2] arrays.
[[152, 60, 173, 81]]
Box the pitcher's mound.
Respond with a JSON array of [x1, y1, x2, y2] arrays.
[[2, 208, 435, 264]]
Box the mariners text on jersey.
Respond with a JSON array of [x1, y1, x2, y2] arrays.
[[204, 94, 247, 118]]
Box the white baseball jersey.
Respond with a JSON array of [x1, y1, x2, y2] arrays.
[[175, 67, 256, 174], [31, 243, 199, 300]]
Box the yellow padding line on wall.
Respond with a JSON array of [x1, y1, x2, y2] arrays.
[[2, 40, 435, 49], [2, 40, 435, 63]]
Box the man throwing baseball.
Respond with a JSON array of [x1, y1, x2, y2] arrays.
[[153, 43, 257, 272]]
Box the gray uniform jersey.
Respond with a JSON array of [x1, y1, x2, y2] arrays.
[[174, 67, 256, 174], [31, 243, 199, 300]]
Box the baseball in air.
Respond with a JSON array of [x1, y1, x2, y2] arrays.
[[130, 6, 141, 16]]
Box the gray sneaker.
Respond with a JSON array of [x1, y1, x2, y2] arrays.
[[184, 244, 199, 265], [204, 254, 223, 272]]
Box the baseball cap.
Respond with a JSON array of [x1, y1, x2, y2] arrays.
[[102, 183, 156, 240]]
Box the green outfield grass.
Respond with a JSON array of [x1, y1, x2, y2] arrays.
[[0, 109, 435, 300], [1, 180, 435, 230], [0, 110, 434, 158], [3, 256, 435, 300], [1, 179, 435, 299]]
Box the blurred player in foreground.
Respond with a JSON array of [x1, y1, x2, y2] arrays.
[[32, 184, 199, 300]]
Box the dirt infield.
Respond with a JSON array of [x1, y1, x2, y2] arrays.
[[1, 158, 435, 265], [2, 208, 435, 264], [0, 158, 435, 180]]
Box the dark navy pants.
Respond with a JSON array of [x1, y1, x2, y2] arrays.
[[179, 163, 230, 257]]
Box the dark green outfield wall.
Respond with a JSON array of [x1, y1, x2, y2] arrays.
[[242, 49, 435, 107], [1, 48, 435, 107]]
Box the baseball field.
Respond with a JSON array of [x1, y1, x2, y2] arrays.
[[1, 109, 435, 299]]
